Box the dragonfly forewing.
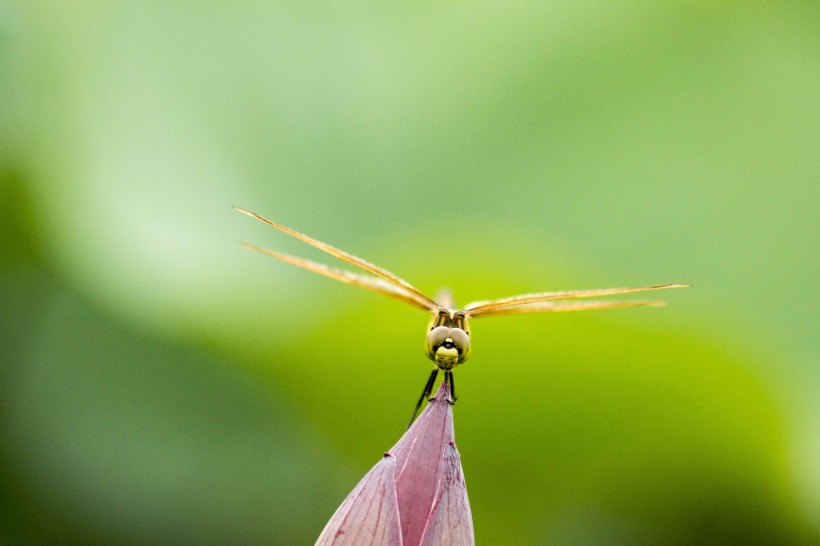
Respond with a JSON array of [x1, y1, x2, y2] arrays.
[[468, 299, 668, 318], [239, 243, 436, 311], [235, 206, 440, 312], [464, 284, 688, 314]]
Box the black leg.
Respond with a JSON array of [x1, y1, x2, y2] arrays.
[[408, 368, 439, 429], [448, 371, 457, 402]]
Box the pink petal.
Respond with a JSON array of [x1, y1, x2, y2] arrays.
[[390, 383, 456, 546], [418, 443, 475, 546], [315, 454, 403, 546], [316, 381, 474, 546]]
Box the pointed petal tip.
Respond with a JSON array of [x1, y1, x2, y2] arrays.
[[430, 381, 455, 404]]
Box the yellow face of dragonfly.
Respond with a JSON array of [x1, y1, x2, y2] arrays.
[[425, 310, 471, 370]]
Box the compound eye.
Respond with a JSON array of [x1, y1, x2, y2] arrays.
[[450, 328, 471, 362], [425, 326, 451, 360], [427, 326, 450, 349]]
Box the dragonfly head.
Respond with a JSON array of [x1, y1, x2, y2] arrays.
[[425, 310, 471, 370]]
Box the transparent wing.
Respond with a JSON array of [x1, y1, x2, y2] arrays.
[[235, 207, 440, 311], [239, 243, 434, 311], [468, 299, 668, 318], [464, 284, 688, 314]]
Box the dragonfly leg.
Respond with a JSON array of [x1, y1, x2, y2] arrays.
[[407, 368, 439, 429], [448, 371, 458, 403]]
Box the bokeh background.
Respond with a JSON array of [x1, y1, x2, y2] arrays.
[[1, 2, 818, 544]]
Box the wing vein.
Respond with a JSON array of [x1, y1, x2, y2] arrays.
[[235, 207, 439, 311], [469, 299, 668, 318], [465, 284, 688, 313]]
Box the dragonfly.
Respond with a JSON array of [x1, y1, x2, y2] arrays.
[[235, 206, 688, 426]]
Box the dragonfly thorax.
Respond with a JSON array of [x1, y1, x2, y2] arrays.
[[425, 309, 471, 370]]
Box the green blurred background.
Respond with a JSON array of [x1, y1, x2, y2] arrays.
[[1, 1, 818, 544]]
